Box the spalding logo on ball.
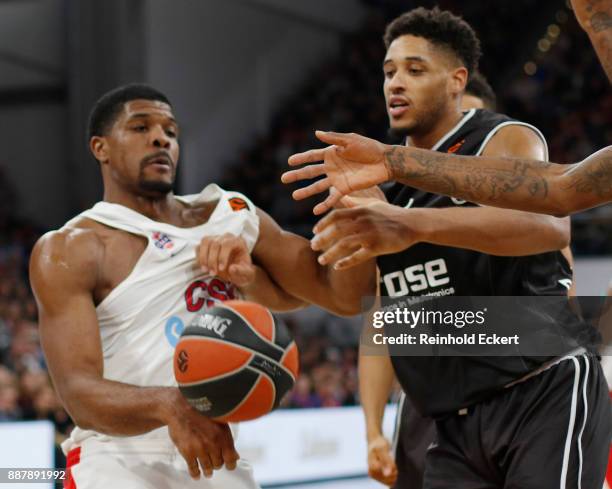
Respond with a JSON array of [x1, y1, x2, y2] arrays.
[[173, 300, 299, 422]]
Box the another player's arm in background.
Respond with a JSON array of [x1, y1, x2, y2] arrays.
[[252, 209, 377, 316], [571, 0, 612, 83], [360, 308, 398, 486], [284, 132, 612, 217], [30, 229, 239, 480], [309, 127, 570, 269], [197, 233, 306, 312]]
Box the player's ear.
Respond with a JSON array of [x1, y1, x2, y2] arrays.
[[90, 136, 109, 164], [449, 66, 468, 97]]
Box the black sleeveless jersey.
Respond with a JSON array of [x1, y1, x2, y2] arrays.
[[377, 109, 580, 417]]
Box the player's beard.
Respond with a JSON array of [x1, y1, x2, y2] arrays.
[[387, 97, 448, 143], [138, 178, 174, 195]]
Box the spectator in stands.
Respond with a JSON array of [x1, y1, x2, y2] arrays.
[[0, 366, 21, 421]]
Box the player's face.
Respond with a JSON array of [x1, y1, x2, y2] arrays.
[[100, 99, 180, 196], [383, 35, 456, 137]]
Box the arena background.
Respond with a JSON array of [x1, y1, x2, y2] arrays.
[[0, 0, 610, 488]]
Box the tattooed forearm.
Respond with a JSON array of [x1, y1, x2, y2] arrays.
[[384, 146, 551, 204], [382, 145, 612, 215], [565, 154, 612, 197]]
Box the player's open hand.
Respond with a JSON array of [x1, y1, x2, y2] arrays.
[[282, 130, 392, 215], [197, 234, 255, 287], [167, 390, 240, 479], [311, 201, 422, 270], [367, 435, 398, 486]]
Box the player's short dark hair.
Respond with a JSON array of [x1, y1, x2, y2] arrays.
[[384, 7, 482, 75], [87, 83, 172, 141], [466, 72, 497, 110]]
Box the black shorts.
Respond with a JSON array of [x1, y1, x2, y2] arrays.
[[392, 393, 436, 489], [423, 351, 612, 489]]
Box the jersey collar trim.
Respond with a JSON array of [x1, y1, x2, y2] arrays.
[[430, 109, 477, 151]]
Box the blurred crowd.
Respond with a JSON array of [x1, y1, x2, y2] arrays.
[[0, 166, 72, 439]]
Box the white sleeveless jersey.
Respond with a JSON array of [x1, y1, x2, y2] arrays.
[[62, 184, 259, 452]]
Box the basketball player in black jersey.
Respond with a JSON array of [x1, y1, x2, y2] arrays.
[[283, 0, 611, 217], [282, 8, 611, 489], [362, 70, 499, 489]]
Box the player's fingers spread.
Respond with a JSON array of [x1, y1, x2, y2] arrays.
[[334, 247, 372, 270], [311, 221, 342, 251], [197, 453, 214, 479], [312, 213, 358, 250], [318, 238, 360, 266], [288, 148, 327, 166], [293, 177, 331, 201], [282, 164, 326, 184], [314, 190, 343, 216], [312, 207, 354, 234], [178, 448, 200, 479], [315, 130, 349, 147]]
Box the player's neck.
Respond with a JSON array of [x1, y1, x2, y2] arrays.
[[103, 187, 183, 223], [408, 109, 465, 150]]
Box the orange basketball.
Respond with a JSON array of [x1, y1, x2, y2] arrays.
[[174, 300, 299, 422]]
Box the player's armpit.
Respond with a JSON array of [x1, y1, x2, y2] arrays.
[[252, 208, 376, 316]]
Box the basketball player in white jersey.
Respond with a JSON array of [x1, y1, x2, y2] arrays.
[[29, 84, 374, 489]]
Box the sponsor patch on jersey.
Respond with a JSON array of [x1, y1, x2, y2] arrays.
[[229, 197, 249, 212], [152, 231, 174, 250]]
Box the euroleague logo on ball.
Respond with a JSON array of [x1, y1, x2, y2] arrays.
[[177, 350, 189, 373]]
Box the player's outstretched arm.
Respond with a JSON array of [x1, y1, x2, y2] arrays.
[[197, 233, 306, 311], [283, 131, 612, 217], [251, 209, 377, 316], [307, 126, 571, 269], [30, 228, 239, 480], [571, 0, 612, 83]]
